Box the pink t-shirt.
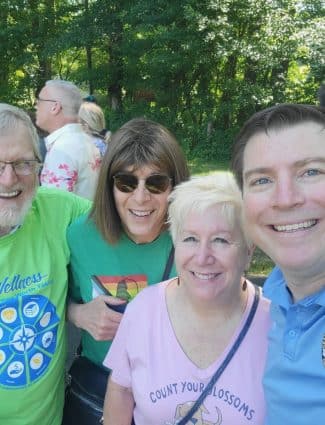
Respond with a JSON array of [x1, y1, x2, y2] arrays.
[[104, 279, 271, 425]]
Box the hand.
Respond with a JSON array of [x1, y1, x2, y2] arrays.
[[68, 296, 125, 341]]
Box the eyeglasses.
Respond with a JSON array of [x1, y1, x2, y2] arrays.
[[36, 97, 58, 104], [113, 173, 172, 194], [0, 160, 42, 176]]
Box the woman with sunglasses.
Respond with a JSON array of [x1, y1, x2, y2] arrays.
[[62, 117, 189, 425]]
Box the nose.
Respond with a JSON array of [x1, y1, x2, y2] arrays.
[[272, 177, 304, 209], [0, 164, 19, 186], [132, 181, 151, 203], [195, 242, 215, 266]]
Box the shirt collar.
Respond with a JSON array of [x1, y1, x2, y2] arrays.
[[45, 123, 82, 150], [264, 267, 325, 308]]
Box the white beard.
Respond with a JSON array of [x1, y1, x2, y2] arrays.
[[0, 187, 36, 232]]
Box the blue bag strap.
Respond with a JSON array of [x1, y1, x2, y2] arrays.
[[162, 246, 175, 281]]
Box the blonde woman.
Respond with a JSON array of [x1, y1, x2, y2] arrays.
[[103, 172, 271, 425], [79, 101, 111, 156]]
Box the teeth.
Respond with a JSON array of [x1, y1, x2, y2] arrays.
[[130, 210, 152, 217], [274, 220, 316, 232], [193, 272, 217, 280], [0, 191, 19, 198]]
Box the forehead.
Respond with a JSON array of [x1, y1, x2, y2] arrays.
[[182, 205, 233, 232], [123, 164, 164, 175], [0, 123, 34, 159], [243, 122, 325, 171]]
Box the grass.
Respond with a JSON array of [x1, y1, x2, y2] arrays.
[[188, 159, 229, 175], [188, 158, 274, 276]]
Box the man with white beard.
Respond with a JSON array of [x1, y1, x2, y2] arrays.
[[0, 103, 90, 425]]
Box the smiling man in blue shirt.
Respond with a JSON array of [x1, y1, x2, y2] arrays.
[[231, 103, 325, 425]]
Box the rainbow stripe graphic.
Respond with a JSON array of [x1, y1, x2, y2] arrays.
[[91, 274, 148, 301]]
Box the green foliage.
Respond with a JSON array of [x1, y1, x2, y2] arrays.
[[188, 158, 228, 175], [0, 0, 323, 161], [249, 247, 275, 276]]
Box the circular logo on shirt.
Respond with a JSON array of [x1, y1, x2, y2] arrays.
[[0, 295, 59, 388]]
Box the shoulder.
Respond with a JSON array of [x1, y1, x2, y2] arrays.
[[263, 266, 285, 298], [67, 213, 96, 240], [52, 124, 92, 147], [68, 212, 90, 228], [34, 186, 91, 218], [35, 185, 90, 204]]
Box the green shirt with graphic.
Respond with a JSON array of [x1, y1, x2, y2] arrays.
[[67, 215, 176, 367], [0, 187, 90, 425]]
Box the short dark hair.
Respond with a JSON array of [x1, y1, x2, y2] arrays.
[[231, 103, 325, 190], [90, 117, 190, 244]]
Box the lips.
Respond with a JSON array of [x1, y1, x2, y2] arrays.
[[130, 209, 153, 217], [0, 190, 21, 199], [192, 271, 219, 280], [273, 219, 317, 232]]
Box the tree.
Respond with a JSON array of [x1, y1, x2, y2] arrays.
[[0, 0, 323, 160]]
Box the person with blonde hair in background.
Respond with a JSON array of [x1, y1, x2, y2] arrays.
[[36, 79, 101, 200], [79, 101, 111, 157], [103, 172, 271, 425]]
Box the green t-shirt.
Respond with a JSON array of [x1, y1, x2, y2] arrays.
[[67, 215, 176, 367], [0, 187, 90, 425]]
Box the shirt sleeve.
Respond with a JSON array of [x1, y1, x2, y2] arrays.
[[66, 210, 92, 302], [70, 194, 92, 220], [41, 148, 78, 192]]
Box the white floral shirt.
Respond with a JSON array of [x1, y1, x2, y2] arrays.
[[41, 123, 101, 200]]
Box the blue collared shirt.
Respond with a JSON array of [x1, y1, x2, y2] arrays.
[[263, 267, 325, 424]]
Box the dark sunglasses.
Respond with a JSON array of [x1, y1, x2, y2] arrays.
[[113, 173, 172, 194]]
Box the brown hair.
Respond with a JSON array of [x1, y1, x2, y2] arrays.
[[231, 103, 325, 190], [90, 117, 190, 243]]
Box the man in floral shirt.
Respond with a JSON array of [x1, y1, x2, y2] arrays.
[[36, 79, 101, 200]]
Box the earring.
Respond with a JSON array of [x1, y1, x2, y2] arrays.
[[242, 279, 247, 291]]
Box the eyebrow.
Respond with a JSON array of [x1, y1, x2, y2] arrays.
[[244, 157, 325, 182], [243, 167, 272, 182], [294, 157, 325, 168]]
